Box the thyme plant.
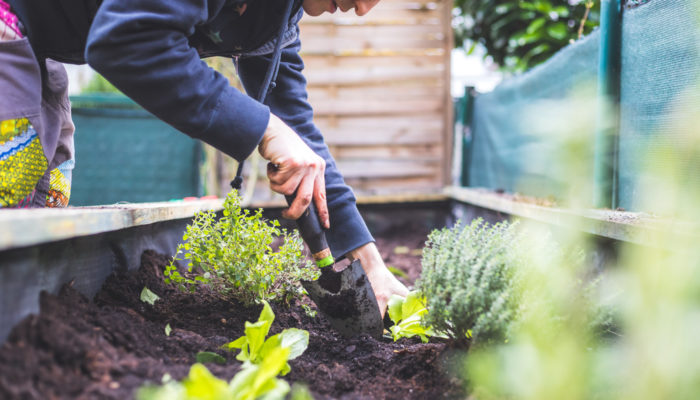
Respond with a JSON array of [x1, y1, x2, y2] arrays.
[[417, 219, 524, 345], [418, 218, 613, 347], [165, 191, 318, 305]]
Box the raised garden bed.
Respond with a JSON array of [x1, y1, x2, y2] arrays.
[[0, 190, 664, 399], [0, 213, 465, 399]]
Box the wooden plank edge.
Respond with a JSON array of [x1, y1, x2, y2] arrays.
[[249, 192, 448, 209], [445, 186, 700, 248], [0, 199, 224, 251]]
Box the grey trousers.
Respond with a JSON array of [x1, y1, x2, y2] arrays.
[[0, 34, 75, 207]]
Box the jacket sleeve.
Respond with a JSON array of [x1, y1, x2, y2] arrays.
[[237, 36, 374, 258], [85, 0, 269, 162]]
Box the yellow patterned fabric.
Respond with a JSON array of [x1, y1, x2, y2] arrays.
[[47, 166, 70, 207], [0, 118, 48, 207]]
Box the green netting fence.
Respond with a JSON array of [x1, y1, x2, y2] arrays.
[[70, 94, 203, 206], [459, 0, 700, 212]]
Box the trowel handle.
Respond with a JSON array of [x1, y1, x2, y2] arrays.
[[285, 195, 334, 268]]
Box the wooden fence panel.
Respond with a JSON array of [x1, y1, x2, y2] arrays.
[[299, 0, 453, 199], [215, 0, 452, 204]]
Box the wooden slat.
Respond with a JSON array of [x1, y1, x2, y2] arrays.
[[345, 176, 443, 194], [300, 24, 442, 39], [308, 84, 444, 101], [304, 66, 444, 87], [299, 35, 443, 54], [300, 48, 445, 57], [336, 159, 441, 179], [302, 54, 444, 69], [315, 115, 443, 145], [310, 98, 443, 116], [302, 15, 442, 26], [321, 127, 443, 145], [331, 144, 443, 160]]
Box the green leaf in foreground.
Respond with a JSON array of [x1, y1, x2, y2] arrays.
[[223, 300, 308, 376], [195, 351, 226, 365], [388, 291, 444, 343], [140, 286, 160, 305], [137, 350, 292, 400], [165, 324, 172, 337], [229, 346, 291, 400]]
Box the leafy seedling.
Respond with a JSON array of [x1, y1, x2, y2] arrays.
[[165, 324, 172, 337], [195, 351, 226, 365], [223, 300, 308, 376], [140, 287, 160, 305], [228, 346, 291, 400], [387, 291, 444, 343], [137, 354, 292, 400]]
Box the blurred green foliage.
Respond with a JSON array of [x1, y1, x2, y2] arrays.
[[462, 72, 700, 400], [453, 0, 600, 72]]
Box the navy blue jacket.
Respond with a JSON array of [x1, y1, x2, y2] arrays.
[[9, 0, 373, 257]]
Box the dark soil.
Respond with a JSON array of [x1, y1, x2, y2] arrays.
[[0, 229, 466, 399]]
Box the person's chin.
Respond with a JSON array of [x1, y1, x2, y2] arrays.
[[303, 6, 325, 16]]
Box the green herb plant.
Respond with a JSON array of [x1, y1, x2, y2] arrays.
[[165, 191, 318, 305], [222, 300, 308, 376], [387, 291, 444, 343], [418, 219, 524, 346]]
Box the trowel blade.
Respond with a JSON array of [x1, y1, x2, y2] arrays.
[[301, 259, 384, 338]]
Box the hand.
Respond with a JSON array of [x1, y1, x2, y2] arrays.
[[258, 114, 329, 228], [349, 242, 409, 318]]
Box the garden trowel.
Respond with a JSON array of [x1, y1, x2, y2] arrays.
[[287, 197, 384, 338]]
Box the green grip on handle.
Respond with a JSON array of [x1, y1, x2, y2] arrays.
[[316, 255, 334, 268], [285, 195, 334, 268]]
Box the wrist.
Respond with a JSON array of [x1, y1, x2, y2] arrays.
[[347, 242, 383, 271]]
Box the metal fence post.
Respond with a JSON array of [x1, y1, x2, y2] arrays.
[[594, 0, 623, 209]]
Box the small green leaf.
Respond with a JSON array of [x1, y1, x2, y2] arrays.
[[387, 266, 408, 279], [290, 384, 314, 400], [526, 17, 546, 34], [195, 351, 226, 365], [402, 291, 427, 318], [224, 335, 247, 351], [388, 294, 405, 323], [183, 364, 230, 397], [546, 22, 568, 40], [140, 287, 160, 305], [388, 290, 444, 342], [165, 323, 172, 336], [277, 328, 309, 360], [229, 347, 291, 400]]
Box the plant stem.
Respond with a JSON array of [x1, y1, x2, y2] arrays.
[[578, 1, 594, 39]]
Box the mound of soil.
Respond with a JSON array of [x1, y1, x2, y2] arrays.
[[0, 232, 465, 399]]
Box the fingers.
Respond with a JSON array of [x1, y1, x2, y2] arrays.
[[258, 114, 329, 226], [283, 172, 315, 220], [278, 163, 328, 224], [314, 168, 329, 229]]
